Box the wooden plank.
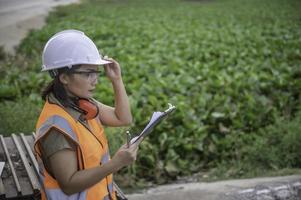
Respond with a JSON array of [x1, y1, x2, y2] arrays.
[[24, 134, 42, 199], [7, 135, 36, 197], [12, 134, 40, 194], [8, 134, 33, 197], [0, 161, 5, 198], [0, 135, 21, 197], [0, 142, 7, 199], [20, 134, 39, 177], [32, 132, 37, 140], [0, 178, 5, 199], [26, 134, 36, 156]]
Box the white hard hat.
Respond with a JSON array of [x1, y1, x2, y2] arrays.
[[41, 29, 111, 71]]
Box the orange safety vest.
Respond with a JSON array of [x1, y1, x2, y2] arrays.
[[34, 100, 117, 200]]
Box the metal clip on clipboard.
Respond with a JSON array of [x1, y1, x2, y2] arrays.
[[129, 103, 176, 145]]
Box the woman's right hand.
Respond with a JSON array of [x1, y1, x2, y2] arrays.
[[111, 139, 142, 170]]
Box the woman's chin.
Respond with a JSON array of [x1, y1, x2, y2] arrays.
[[75, 93, 92, 99], [85, 92, 93, 99]]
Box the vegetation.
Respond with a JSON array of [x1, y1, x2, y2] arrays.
[[0, 0, 300, 188]]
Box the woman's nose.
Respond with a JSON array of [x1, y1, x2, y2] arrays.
[[91, 75, 98, 86]]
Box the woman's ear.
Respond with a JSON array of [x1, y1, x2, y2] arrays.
[[59, 73, 69, 85]]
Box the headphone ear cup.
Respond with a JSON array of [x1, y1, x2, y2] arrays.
[[78, 99, 99, 120]]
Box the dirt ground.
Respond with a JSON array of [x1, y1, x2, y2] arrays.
[[0, 0, 80, 54], [127, 175, 301, 200]]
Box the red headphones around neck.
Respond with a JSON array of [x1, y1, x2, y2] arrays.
[[77, 98, 99, 120]]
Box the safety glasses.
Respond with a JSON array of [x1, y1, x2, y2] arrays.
[[72, 70, 103, 82]]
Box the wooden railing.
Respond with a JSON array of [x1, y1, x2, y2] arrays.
[[0, 133, 41, 199]]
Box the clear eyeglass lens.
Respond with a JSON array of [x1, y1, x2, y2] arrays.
[[88, 72, 98, 81], [72, 70, 101, 81]]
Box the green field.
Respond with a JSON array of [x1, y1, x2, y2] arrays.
[[0, 0, 301, 187]]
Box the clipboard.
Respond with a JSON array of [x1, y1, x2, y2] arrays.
[[130, 103, 176, 145]]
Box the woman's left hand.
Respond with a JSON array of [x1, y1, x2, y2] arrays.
[[103, 57, 122, 82]]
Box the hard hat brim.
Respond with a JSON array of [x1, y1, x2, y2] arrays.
[[41, 59, 112, 72]]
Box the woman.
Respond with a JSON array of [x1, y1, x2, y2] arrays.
[[34, 30, 141, 200]]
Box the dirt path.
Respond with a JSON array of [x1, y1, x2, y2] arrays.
[[0, 0, 80, 54], [127, 175, 301, 200]]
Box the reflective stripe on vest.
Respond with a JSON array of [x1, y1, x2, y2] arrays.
[[36, 115, 79, 143], [35, 100, 116, 200], [108, 182, 114, 195], [45, 189, 87, 200], [101, 152, 110, 164], [101, 151, 114, 196]]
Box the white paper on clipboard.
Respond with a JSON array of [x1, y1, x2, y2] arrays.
[[130, 103, 176, 145], [141, 111, 163, 133]]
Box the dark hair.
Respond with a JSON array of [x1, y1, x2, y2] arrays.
[[41, 65, 81, 107]]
